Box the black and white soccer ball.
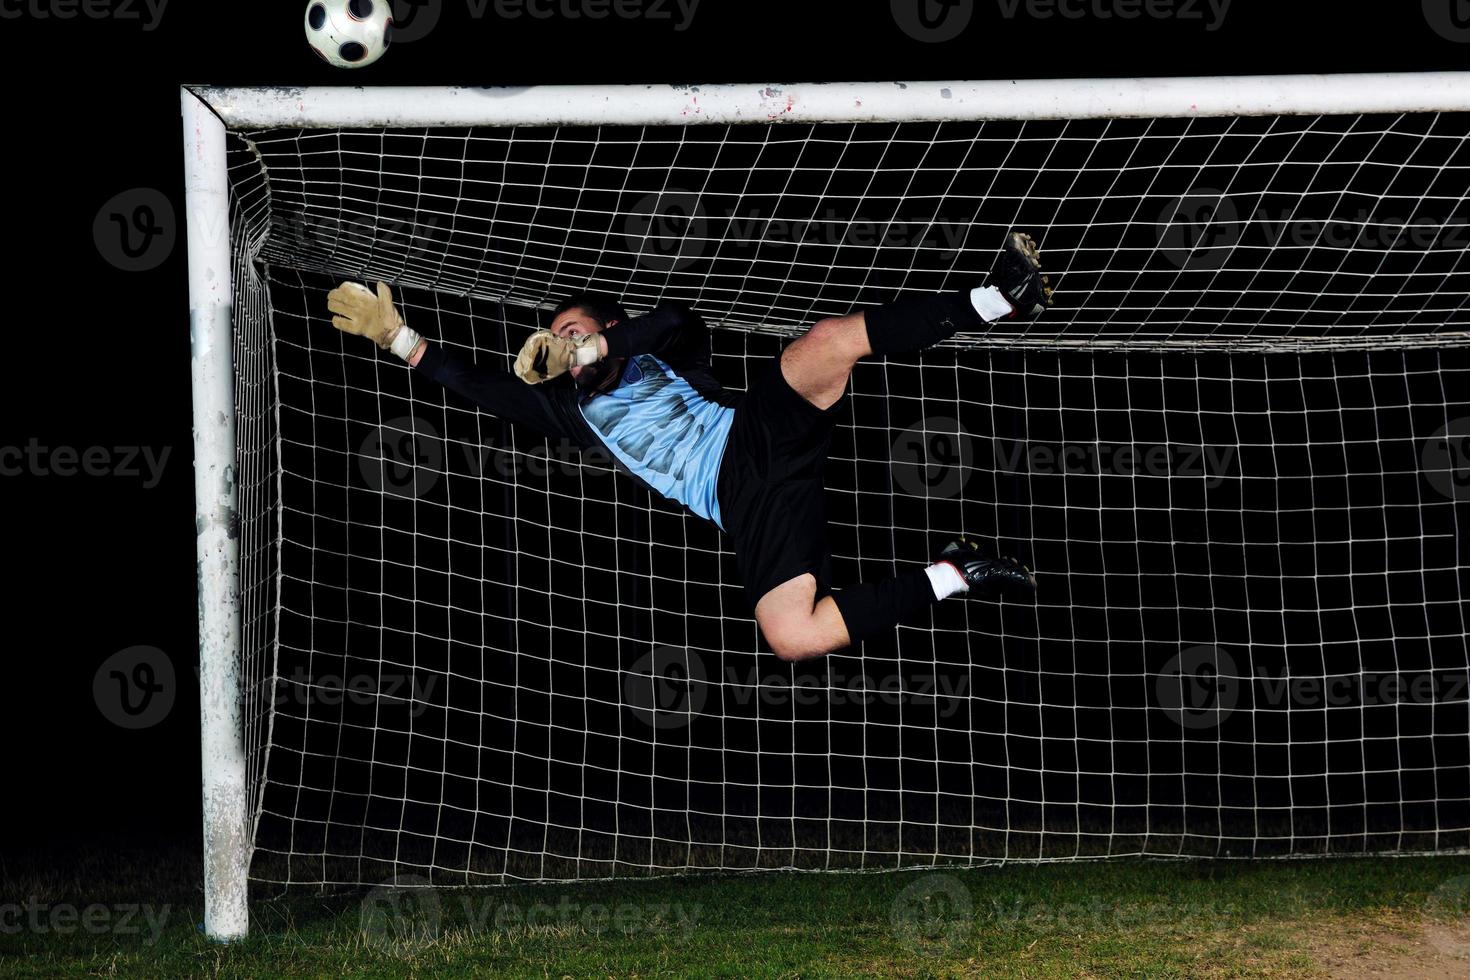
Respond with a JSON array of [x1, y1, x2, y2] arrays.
[[305, 0, 392, 69]]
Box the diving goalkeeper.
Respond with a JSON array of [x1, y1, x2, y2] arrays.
[[327, 232, 1052, 662]]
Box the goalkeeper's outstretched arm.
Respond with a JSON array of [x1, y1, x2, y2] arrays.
[[326, 280, 590, 444]]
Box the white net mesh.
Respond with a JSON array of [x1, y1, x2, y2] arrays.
[[222, 105, 1470, 887]]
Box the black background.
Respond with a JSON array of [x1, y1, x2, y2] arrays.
[[1, 0, 1464, 854]]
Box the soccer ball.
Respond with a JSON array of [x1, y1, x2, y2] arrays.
[[305, 0, 393, 69]]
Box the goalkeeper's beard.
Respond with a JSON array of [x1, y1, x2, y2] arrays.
[[574, 356, 624, 396]]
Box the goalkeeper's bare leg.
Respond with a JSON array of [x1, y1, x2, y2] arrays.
[[752, 232, 1051, 661]]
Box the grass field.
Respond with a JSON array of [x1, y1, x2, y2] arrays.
[[6, 843, 1470, 977]]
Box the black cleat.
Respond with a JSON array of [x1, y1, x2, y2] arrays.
[[991, 231, 1054, 320], [937, 536, 1038, 600]]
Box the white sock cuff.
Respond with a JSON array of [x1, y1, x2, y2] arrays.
[[969, 285, 1015, 323]]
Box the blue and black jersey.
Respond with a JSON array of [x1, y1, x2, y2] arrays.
[[413, 301, 741, 528]]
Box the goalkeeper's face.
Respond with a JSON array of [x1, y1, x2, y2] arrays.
[[549, 306, 607, 376], [551, 305, 620, 390]]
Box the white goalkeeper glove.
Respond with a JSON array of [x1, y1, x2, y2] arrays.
[[513, 330, 601, 384], [326, 281, 422, 361]]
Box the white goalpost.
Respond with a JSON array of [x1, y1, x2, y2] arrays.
[[184, 73, 1470, 941]]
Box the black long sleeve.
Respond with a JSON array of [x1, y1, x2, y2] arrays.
[[413, 341, 592, 445], [602, 301, 706, 363]]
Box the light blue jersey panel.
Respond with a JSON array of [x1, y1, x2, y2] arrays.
[[578, 354, 736, 528]]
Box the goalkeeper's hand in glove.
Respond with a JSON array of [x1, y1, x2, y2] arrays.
[[327, 281, 423, 361], [513, 329, 601, 385]]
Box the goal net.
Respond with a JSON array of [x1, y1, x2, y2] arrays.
[[184, 74, 1470, 938]]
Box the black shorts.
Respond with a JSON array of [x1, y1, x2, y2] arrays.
[[716, 355, 846, 611]]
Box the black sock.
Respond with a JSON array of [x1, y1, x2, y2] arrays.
[[862, 290, 986, 356], [830, 568, 938, 647]]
